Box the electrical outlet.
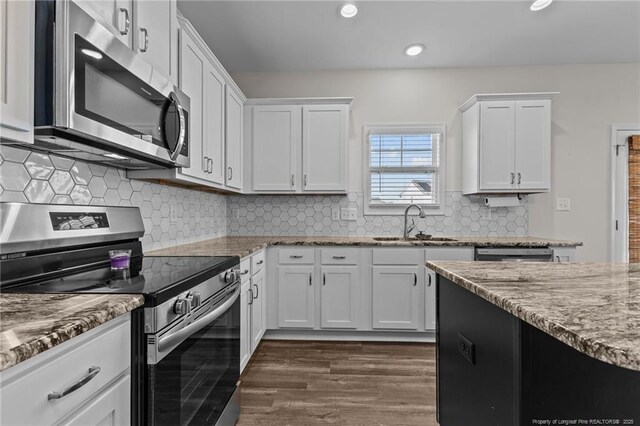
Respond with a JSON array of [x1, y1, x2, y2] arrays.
[[556, 198, 571, 211], [347, 208, 357, 221], [233, 209, 240, 219], [332, 208, 340, 221], [480, 208, 491, 221], [169, 206, 178, 223]]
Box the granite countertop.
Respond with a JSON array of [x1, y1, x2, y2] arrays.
[[0, 294, 144, 372], [148, 236, 582, 258], [426, 261, 640, 372]]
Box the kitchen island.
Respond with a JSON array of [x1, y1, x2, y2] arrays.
[[427, 261, 640, 426]]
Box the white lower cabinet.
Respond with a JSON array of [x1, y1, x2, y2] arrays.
[[277, 265, 315, 328], [425, 269, 437, 331], [250, 269, 267, 350], [240, 281, 252, 372], [0, 314, 131, 426], [240, 251, 268, 373], [320, 266, 359, 329], [371, 266, 421, 330]]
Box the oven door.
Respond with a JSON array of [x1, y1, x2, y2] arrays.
[[147, 285, 240, 426]]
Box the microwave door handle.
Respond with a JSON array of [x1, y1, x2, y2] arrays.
[[156, 285, 240, 358], [168, 92, 186, 161]]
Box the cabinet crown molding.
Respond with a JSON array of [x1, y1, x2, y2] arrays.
[[459, 92, 559, 112], [246, 97, 354, 108]]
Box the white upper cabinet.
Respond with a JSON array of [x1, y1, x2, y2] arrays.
[[73, 0, 133, 47], [461, 93, 555, 195], [134, 0, 177, 83], [302, 105, 348, 192], [0, 0, 34, 144], [246, 98, 352, 194], [225, 86, 244, 190], [252, 105, 300, 191], [203, 64, 225, 185]]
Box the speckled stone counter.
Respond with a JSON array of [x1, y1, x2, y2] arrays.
[[0, 294, 144, 372], [148, 236, 582, 258], [426, 261, 640, 372]]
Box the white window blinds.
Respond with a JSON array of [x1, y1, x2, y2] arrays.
[[369, 132, 441, 207]]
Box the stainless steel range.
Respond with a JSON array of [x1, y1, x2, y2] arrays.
[[0, 202, 241, 426]]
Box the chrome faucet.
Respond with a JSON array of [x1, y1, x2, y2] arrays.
[[404, 204, 426, 239]]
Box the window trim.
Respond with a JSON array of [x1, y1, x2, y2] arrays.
[[363, 123, 446, 216]]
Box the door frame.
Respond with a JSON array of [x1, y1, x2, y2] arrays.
[[610, 124, 640, 262]]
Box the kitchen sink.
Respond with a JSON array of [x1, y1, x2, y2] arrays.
[[372, 236, 458, 242]]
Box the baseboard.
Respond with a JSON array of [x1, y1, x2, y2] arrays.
[[263, 329, 436, 343]]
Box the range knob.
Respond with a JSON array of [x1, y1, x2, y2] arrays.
[[224, 269, 238, 284], [186, 291, 201, 309], [173, 298, 190, 315]]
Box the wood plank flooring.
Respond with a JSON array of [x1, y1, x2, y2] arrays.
[[237, 340, 437, 425]]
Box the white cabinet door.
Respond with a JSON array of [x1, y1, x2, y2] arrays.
[[425, 269, 437, 331], [177, 29, 206, 180], [73, 0, 133, 47], [60, 375, 130, 426], [302, 105, 347, 192], [320, 266, 359, 329], [371, 266, 420, 330], [134, 0, 177, 82], [225, 87, 244, 190], [277, 265, 315, 328], [250, 269, 266, 351], [0, 0, 33, 144], [253, 106, 300, 191], [240, 282, 252, 372], [479, 101, 515, 191], [515, 100, 551, 191], [203, 64, 225, 185]]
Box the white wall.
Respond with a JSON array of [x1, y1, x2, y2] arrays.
[[233, 64, 640, 261]]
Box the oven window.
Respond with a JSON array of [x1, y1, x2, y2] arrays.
[[74, 35, 168, 148], [147, 299, 240, 425]]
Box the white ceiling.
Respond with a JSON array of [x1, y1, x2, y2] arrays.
[[178, 1, 640, 72]]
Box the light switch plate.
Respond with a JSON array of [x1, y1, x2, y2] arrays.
[[347, 208, 357, 220], [556, 198, 571, 211], [341, 208, 357, 221]]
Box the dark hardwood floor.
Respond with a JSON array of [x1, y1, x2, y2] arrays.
[[237, 340, 437, 425]]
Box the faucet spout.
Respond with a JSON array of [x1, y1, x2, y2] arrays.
[[403, 204, 426, 239]]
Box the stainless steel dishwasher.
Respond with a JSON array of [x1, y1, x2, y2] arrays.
[[474, 247, 554, 262]]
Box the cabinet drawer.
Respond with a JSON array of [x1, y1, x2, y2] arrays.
[[278, 248, 315, 264], [0, 315, 131, 426], [321, 248, 358, 265], [372, 249, 423, 265], [240, 257, 251, 283], [251, 250, 266, 275]]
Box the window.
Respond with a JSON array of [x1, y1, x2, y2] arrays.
[[364, 124, 446, 215]]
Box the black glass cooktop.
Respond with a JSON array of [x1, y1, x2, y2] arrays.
[[9, 256, 239, 307]]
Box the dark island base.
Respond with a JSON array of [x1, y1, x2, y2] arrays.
[[437, 276, 640, 426]]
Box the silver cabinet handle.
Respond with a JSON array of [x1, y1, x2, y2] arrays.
[[309, 273, 312, 286], [291, 174, 295, 187], [203, 156, 209, 173], [304, 174, 307, 187], [253, 283, 259, 299], [517, 172, 522, 185], [140, 28, 149, 52], [48, 366, 101, 400], [323, 273, 326, 285], [241, 269, 249, 275], [208, 158, 213, 173], [413, 273, 417, 286], [290, 255, 303, 259], [228, 167, 232, 181], [248, 288, 254, 305], [257, 260, 264, 265], [119, 8, 130, 36], [428, 274, 432, 287], [511, 172, 515, 185], [332, 255, 346, 259]]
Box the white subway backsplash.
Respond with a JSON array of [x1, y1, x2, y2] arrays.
[[227, 192, 527, 237], [0, 146, 227, 251]]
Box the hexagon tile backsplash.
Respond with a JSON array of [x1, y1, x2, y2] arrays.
[[227, 192, 528, 237], [0, 146, 227, 251]]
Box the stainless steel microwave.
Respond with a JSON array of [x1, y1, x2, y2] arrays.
[[33, 0, 189, 169]]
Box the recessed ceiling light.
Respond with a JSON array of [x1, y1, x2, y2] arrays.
[[81, 48, 103, 60], [404, 44, 425, 57], [530, 0, 553, 11], [339, 2, 358, 18]]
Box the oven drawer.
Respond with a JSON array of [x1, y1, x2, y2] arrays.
[[0, 314, 131, 426], [240, 257, 251, 284]]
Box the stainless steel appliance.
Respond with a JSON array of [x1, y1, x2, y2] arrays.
[[0, 203, 240, 426], [31, 0, 190, 170], [474, 247, 554, 262]]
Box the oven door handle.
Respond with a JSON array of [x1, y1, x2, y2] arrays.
[[157, 285, 240, 355]]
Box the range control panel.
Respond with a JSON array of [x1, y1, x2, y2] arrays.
[[49, 212, 110, 231]]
